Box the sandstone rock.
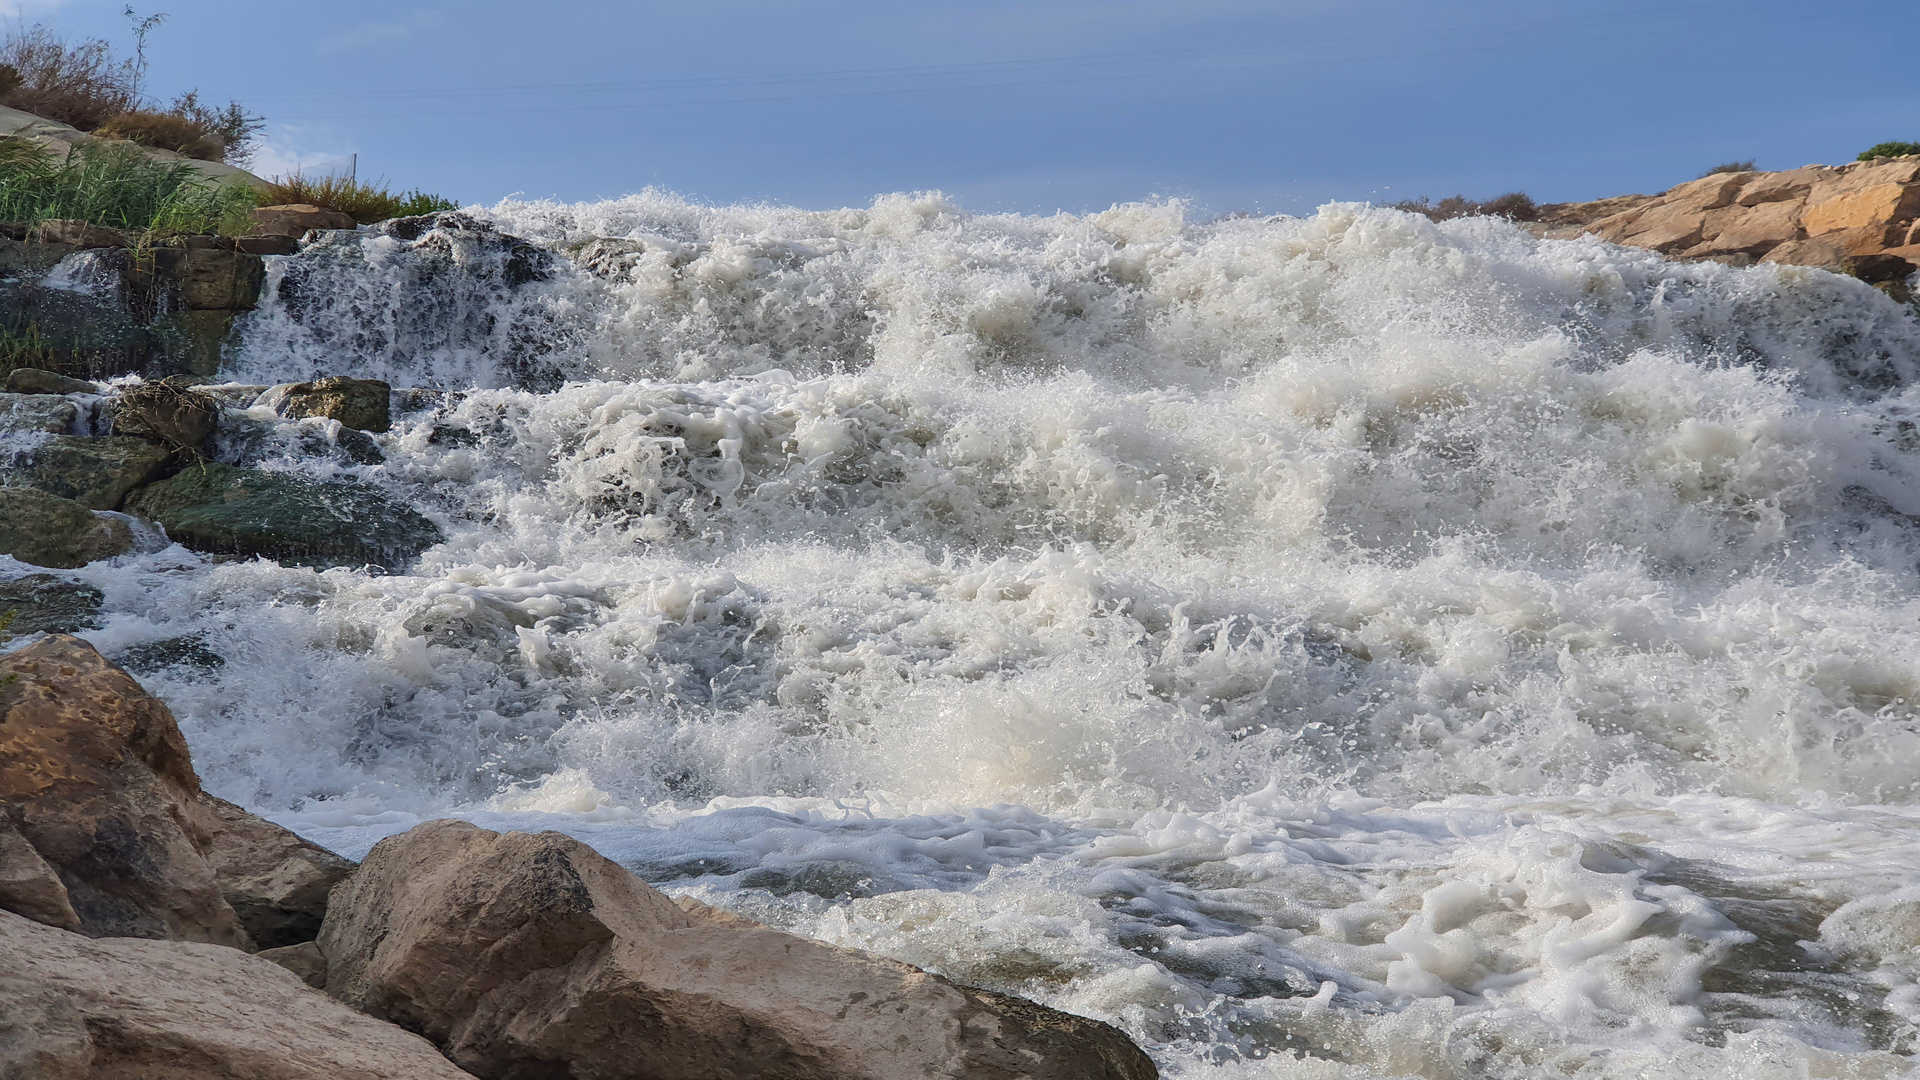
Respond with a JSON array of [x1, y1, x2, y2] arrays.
[[27, 218, 129, 248], [0, 488, 135, 568], [0, 573, 104, 637], [0, 910, 478, 1080], [1802, 183, 1920, 239], [202, 795, 354, 949], [8, 434, 172, 509], [0, 635, 250, 946], [251, 204, 358, 238], [110, 378, 220, 454], [263, 376, 393, 433], [1734, 166, 1824, 206], [0, 392, 80, 434], [1688, 198, 1803, 258], [260, 940, 329, 988], [123, 463, 442, 571], [0, 818, 81, 930], [4, 367, 99, 395], [320, 820, 1157, 1080]]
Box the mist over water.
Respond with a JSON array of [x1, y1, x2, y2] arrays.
[[45, 194, 1920, 1076]]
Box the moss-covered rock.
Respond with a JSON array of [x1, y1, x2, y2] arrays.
[[262, 377, 391, 433], [3, 368, 98, 395], [0, 393, 80, 434], [123, 463, 441, 571], [0, 487, 135, 568], [0, 572, 104, 636], [7, 435, 171, 509]]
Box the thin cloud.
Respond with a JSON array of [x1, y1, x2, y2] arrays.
[[249, 127, 353, 181], [316, 8, 447, 55]]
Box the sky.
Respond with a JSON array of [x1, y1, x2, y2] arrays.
[[5, 0, 1917, 216]]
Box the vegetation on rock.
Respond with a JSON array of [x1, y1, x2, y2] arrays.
[[1859, 141, 1920, 161], [0, 139, 257, 236], [258, 173, 458, 225], [1701, 159, 1757, 175]]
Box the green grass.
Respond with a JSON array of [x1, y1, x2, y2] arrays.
[[0, 139, 257, 236], [260, 173, 457, 225]]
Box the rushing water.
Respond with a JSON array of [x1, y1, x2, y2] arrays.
[[28, 194, 1920, 1077]]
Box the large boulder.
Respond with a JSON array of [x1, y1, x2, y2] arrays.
[[0, 488, 134, 568], [122, 463, 442, 571], [8, 434, 172, 509], [0, 910, 478, 1080], [0, 636, 250, 946], [263, 375, 393, 433], [319, 820, 1157, 1080]]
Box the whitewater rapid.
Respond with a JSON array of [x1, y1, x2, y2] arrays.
[[31, 194, 1920, 1077]]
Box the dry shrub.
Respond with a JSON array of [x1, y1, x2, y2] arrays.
[[94, 108, 226, 161], [0, 24, 138, 131], [1392, 192, 1539, 223], [260, 174, 457, 225]]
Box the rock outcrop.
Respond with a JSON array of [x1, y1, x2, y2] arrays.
[[1534, 155, 1920, 294], [251, 203, 358, 237], [201, 795, 354, 950], [0, 488, 134, 568], [319, 820, 1157, 1080], [123, 463, 442, 571], [0, 910, 478, 1080]]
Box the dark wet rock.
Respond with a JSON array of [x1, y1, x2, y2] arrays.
[[3, 368, 98, 396], [319, 820, 1158, 1080], [250, 204, 357, 238], [8, 435, 172, 509], [217, 412, 385, 468], [0, 392, 79, 434], [0, 488, 134, 567], [143, 243, 266, 311], [27, 219, 130, 248], [568, 236, 650, 278], [122, 463, 440, 570], [262, 376, 391, 433], [111, 635, 226, 676], [109, 379, 220, 456], [0, 573, 104, 636], [236, 234, 301, 256], [0, 279, 158, 381]]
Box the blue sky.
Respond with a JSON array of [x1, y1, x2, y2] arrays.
[[8, 0, 1917, 215]]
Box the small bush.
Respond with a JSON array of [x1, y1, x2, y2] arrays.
[[0, 140, 259, 236], [1392, 191, 1539, 223], [1859, 141, 1920, 161], [0, 63, 22, 97], [260, 174, 458, 225], [1702, 160, 1756, 176], [94, 108, 226, 161]]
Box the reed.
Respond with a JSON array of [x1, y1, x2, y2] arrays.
[[0, 140, 257, 236], [259, 173, 457, 225]]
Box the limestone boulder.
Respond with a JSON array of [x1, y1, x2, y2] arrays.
[[319, 820, 1157, 1080], [8, 434, 171, 509], [251, 204, 358, 238], [0, 910, 478, 1080], [0, 392, 80, 433], [123, 463, 442, 571], [4, 367, 99, 395], [202, 795, 354, 949], [263, 375, 393, 433], [0, 488, 135, 568], [0, 635, 249, 946]]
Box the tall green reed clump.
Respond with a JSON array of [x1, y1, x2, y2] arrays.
[[0, 139, 257, 235]]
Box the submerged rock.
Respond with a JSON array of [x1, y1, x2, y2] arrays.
[[123, 463, 440, 570], [0, 911, 477, 1080], [0, 392, 80, 434], [0, 488, 133, 568], [9, 434, 171, 510], [262, 376, 392, 433], [217, 412, 384, 467], [0, 573, 104, 636], [319, 820, 1157, 1080]]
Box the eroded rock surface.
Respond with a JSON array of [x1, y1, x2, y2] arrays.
[[320, 820, 1157, 1080], [0, 488, 134, 568]]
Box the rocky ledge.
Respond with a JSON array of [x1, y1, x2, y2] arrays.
[[0, 635, 1158, 1079], [1532, 155, 1920, 299]]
